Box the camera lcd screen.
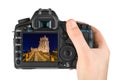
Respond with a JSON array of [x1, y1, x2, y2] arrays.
[[22, 33, 58, 62]]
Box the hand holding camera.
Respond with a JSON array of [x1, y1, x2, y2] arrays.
[[14, 8, 110, 80]]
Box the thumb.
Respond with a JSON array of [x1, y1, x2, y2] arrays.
[[66, 19, 89, 57]]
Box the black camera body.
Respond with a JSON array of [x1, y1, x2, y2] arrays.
[[14, 9, 94, 69]]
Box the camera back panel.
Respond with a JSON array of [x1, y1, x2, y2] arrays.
[[14, 9, 94, 69]]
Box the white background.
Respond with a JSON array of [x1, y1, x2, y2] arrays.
[[0, 0, 120, 80]]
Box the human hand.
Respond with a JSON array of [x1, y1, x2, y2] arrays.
[[66, 19, 110, 80]]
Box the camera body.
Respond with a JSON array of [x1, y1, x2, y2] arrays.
[[14, 9, 94, 69]]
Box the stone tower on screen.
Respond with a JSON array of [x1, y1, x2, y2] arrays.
[[38, 35, 49, 53], [22, 35, 57, 62]]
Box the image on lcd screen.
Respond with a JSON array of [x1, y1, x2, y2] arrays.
[[22, 33, 58, 62]]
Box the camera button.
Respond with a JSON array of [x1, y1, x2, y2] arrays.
[[16, 32, 21, 36], [15, 50, 22, 54], [15, 44, 21, 46], [15, 39, 21, 44], [61, 33, 68, 40], [15, 37, 22, 39], [64, 62, 70, 67], [16, 30, 22, 32], [15, 46, 21, 50], [82, 24, 86, 29], [16, 53, 21, 57], [18, 18, 30, 24], [60, 46, 76, 62], [16, 59, 21, 65], [86, 25, 91, 29]]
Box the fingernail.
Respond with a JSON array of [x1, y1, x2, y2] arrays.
[[68, 20, 77, 28]]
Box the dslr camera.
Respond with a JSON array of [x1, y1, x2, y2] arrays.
[[14, 9, 94, 69]]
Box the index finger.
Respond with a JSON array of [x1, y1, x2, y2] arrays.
[[92, 27, 107, 49]]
